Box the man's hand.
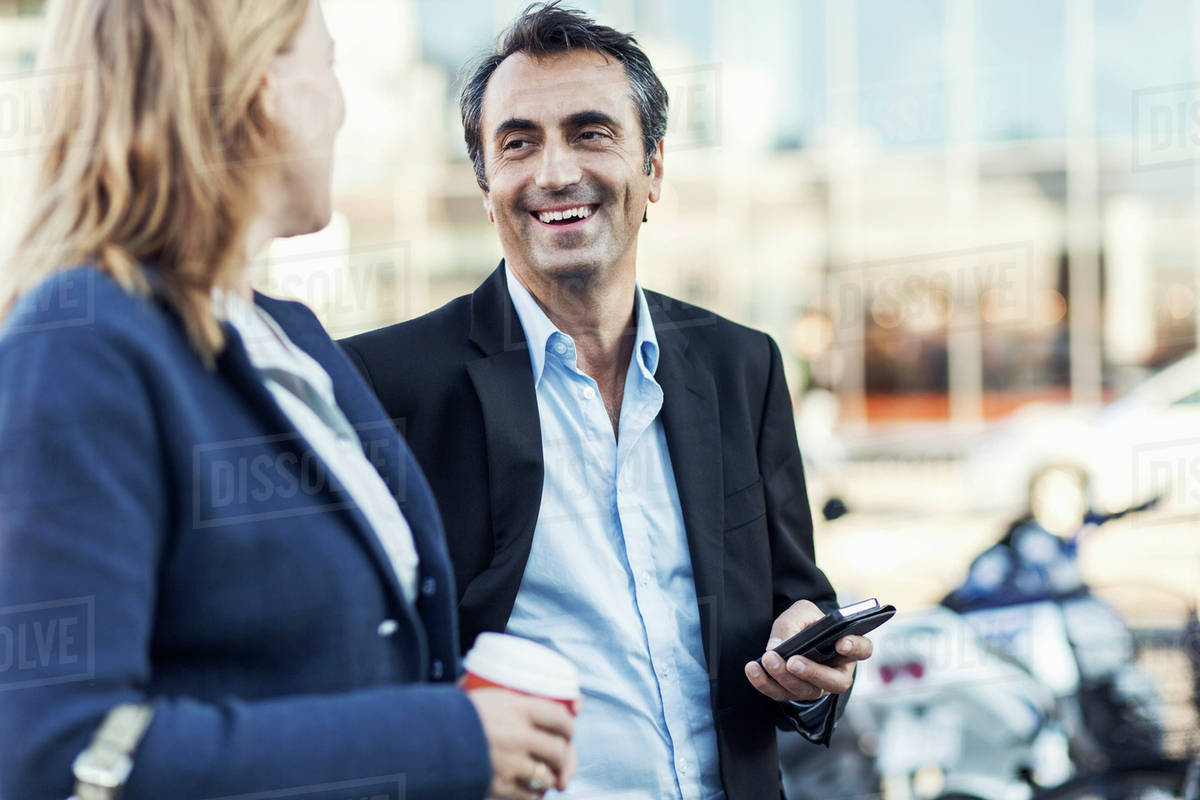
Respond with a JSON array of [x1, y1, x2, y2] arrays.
[[466, 688, 577, 800], [743, 599, 873, 703]]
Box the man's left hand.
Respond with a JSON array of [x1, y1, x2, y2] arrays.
[[743, 599, 873, 703]]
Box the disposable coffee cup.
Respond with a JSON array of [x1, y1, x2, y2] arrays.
[[462, 632, 581, 715]]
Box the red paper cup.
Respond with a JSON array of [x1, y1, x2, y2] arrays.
[[462, 633, 580, 716]]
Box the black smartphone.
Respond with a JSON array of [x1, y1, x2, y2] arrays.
[[757, 598, 896, 666]]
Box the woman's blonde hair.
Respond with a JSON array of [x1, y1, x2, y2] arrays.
[[0, 0, 309, 364]]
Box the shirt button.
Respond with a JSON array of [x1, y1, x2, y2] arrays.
[[554, 342, 568, 355], [678, 762, 689, 776], [377, 619, 399, 637], [430, 659, 445, 679], [421, 576, 437, 597], [582, 387, 596, 400], [638, 573, 650, 587]]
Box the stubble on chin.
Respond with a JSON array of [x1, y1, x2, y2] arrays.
[[506, 234, 607, 317], [513, 217, 603, 287]]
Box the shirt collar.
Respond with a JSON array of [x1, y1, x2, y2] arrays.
[[212, 288, 334, 394], [504, 264, 659, 384]]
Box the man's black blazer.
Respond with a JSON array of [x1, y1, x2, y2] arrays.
[[340, 263, 841, 800]]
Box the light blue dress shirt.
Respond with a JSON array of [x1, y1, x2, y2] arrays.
[[503, 270, 726, 800]]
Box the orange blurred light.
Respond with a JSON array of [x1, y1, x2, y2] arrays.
[[1035, 290, 1067, 325], [1166, 284, 1195, 320], [791, 313, 834, 359], [870, 295, 905, 329]]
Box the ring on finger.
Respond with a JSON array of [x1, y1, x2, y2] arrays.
[[526, 760, 548, 792]]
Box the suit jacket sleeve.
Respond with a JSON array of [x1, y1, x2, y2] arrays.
[[755, 333, 849, 743], [0, 326, 491, 800]]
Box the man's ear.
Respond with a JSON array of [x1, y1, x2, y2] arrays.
[[482, 190, 494, 224], [647, 139, 665, 204]]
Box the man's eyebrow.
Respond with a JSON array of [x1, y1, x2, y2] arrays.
[[564, 110, 622, 129], [493, 118, 539, 138], [491, 111, 621, 139]]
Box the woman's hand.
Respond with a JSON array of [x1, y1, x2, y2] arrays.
[[466, 688, 576, 800]]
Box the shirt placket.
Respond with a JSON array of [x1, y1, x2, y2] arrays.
[[615, 377, 706, 800], [555, 336, 706, 799]]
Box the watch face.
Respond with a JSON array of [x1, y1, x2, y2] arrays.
[[73, 748, 133, 789]]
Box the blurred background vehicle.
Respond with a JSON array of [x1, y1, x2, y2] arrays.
[[967, 351, 1200, 534], [786, 499, 1200, 800]]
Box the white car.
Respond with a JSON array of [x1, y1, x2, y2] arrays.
[[967, 351, 1200, 533]]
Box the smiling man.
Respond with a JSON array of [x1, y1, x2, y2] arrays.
[[340, 3, 872, 798]]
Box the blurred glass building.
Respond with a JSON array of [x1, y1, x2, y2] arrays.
[[2, 0, 1198, 434]]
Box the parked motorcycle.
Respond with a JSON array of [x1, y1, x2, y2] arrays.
[[783, 498, 1198, 800]]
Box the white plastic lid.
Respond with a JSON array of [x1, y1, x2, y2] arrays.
[[463, 632, 580, 701]]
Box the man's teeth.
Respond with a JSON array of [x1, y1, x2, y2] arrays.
[[538, 206, 594, 223]]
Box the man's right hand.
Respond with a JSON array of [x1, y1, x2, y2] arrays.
[[466, 688, 576, 800]]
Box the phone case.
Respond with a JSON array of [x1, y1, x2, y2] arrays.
[[757, 602, 896, 666]]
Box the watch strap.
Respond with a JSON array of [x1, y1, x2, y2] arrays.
[[69, 703, 154, 800]]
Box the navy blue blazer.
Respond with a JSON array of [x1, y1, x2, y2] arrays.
[[0, 267, 490, 799]]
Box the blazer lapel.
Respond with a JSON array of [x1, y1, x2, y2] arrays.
[[464, 265, 544, 569], [215, 301, 414, 615], [459, 271, 726, 675], [649, 293, 726, 680]]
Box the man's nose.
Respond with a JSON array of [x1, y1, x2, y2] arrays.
[[534, 140, 582, 191]]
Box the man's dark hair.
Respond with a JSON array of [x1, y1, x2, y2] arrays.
[[459, 1, 669, 191]]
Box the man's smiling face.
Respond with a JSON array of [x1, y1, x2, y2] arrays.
[[479, 48, 663, 287]]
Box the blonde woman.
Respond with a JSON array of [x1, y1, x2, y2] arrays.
[[0, 1, 574, 798]]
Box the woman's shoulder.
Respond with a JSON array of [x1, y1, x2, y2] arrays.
[[0, 264, 195, 394], [2, 264, 176, 344]]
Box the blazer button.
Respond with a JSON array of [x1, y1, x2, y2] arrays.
[[421, 576, 437, 597], [376, 619, 399, 638], [430, 659, 445, 680]]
